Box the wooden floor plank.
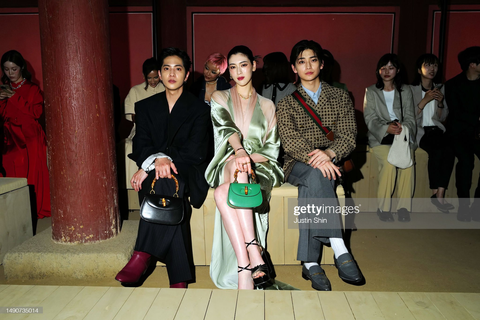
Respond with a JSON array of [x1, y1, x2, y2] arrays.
[[24, 286, 83, 320], [4, 285, 59, 320], [265, 291, 294, 320], [318, 292, 355, 320], [398, 292, 446, 320], [429, 293, 476, 320], [0, 285, 34, 307], [371, 292, 416, 320], [52, 286, 109, 320], [291, 291, 325, 320], [84, 287, 135, 320], [452, 293, 480, 320], [345, 291, 385, 320], [235, 289, 264, 320], [0, 284, 9, 293], [144, 288, 186, 320], [174, 288, 211, 320], [204, 289, 238, 320], [114, 287, 160, 320]]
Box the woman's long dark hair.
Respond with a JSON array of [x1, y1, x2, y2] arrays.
[[1, 50, 32, 84], [375, 53, 403, 91]]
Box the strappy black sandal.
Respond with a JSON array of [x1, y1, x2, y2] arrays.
[[245, 239, 273, 287]]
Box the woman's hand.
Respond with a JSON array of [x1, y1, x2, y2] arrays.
[[130, 169, 148, 192], [155, 157, 178, 180], [386, 121, 402, 135], [234, 149, 252, 174], [432, 88, 445, 106], [0, 89, 14, 100]]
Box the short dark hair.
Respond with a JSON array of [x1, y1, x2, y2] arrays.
[[227, 45, 256, 65], [412, 53, 440, 86], [262, 52, 292, 84], [159, 47, 191, 74], [458, 46, 480, 72], [375, 53, 403, 90], [289, 40, 324, 66], [1, 50, 32, 83], [142, 57, 159, 90]]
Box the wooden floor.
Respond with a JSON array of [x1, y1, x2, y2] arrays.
[[1, 285, 479, 320]]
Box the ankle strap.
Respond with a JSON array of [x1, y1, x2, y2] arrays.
[[238, 264, 251, 273], [245, 239, 260, 248]]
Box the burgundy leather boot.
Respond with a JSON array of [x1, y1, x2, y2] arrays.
[[115, 251, 151, 283], [169, 282, 187, 288]]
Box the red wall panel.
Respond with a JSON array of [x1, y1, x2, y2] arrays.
[[430, 5, 480, 81], [0, 7, 152, 102], [187, 7, 400, 118]]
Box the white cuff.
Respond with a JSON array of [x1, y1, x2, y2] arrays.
[[141, 152, 173, 172]]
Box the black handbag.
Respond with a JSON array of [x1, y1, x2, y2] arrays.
[[140, 175, 184, 225]]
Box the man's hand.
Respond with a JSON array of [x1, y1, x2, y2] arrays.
[[308, 149, 331, 167], [155, 157, 178, 179], [316, 161, 341, 180], [130, 169, 148, 192]]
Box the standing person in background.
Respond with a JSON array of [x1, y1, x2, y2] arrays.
[[190, 53, 230, 106], [445, 46, 480, 222], [261, 52, 296, 105], [123, 58, 165, 191], [0, 50, 51, 219], [277, 40, 363, 291], [410, 53, 454, 213], [363, 53, 416, 222]]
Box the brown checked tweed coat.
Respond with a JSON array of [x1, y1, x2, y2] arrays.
[[276, 82, 357, 180]]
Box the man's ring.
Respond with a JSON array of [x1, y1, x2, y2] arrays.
[[133, 182, 137, 184]]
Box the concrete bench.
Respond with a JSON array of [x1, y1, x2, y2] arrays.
[[0, 177, 33, 263]]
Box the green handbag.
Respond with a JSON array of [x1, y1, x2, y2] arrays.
[[227, 169, 263, 209]]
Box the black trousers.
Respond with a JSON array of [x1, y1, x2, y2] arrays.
[[135, 171, 195, 284], [451, 136, 480, 208], [419, 127, 455, 190]]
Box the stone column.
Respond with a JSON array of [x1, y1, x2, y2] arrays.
[[38, 0, 119, 243]]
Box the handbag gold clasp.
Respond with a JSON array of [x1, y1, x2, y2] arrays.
[[162, 198, 166, 207], [245, 186, 248, 195]]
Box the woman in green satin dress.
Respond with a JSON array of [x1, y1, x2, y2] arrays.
[[205, 45, 284, 290]]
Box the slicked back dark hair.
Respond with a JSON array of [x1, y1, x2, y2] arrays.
[[159, 47, 191, 75], [289, 40, 324, 66], [227, 45, 256, 65], [1, 50, 32, 83], [375, 53, 403, 90]]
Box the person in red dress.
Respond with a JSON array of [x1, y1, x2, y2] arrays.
[[0, 50, 51, 219]]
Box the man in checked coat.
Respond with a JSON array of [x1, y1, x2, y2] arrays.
[[276, 40, 363, 291]]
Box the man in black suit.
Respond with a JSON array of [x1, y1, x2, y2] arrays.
[[115, 47, 212, 287], [445, 46, 480, 222]]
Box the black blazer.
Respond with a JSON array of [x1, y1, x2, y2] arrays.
[[190, 76, 231, 102], [129, 90, 211, 208]]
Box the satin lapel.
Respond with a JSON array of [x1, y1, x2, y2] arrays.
[[166, 92, 191, 147]]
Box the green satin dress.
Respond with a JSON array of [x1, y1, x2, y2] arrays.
[[205, 88, 284, 289]]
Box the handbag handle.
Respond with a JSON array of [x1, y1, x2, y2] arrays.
[[150, 174, 179, 198], [233, 169, 257, 184]]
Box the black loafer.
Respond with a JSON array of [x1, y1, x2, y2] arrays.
[[302, 265, 331, 291], [397, 208, 411, 222], [430, 194, 450, 213], [377, 209, 394, 222], [334, 253, 364, 284]]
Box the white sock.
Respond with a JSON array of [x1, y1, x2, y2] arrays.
[[330, 238, 349, 259], [304, 262, 318, 270]]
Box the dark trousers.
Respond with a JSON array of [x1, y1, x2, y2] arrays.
[[287, 162, 342, 262], [135, 172, 195, 284], [451, 137, 480, 208], [419, 127, 455, 190]]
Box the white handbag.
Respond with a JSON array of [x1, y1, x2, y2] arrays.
[[387, 126, 413, 169]]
